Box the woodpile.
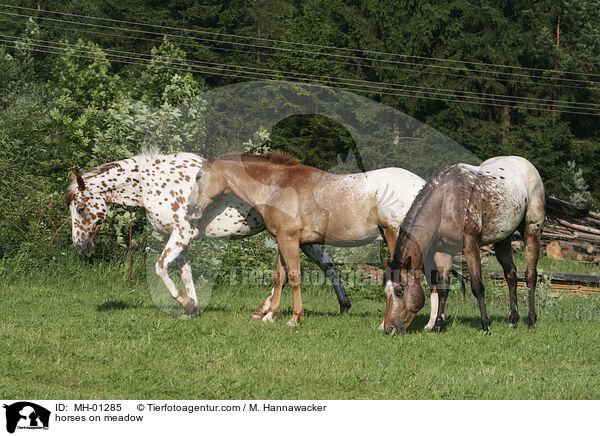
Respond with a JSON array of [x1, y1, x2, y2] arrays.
[[542, 198, 600, 263]]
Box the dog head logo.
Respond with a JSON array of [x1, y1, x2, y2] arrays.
[[3, 402, 50, 433]]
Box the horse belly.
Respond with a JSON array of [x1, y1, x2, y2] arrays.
[[201, 205, 266, 238], [311, 217, 380, 246], [322, 229, 379, 246]]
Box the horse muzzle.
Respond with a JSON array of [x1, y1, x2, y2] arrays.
[[186, 202, 203, 220], [384, 311, 416, 335], [384, 321, 407, 335], [75, 238, 94, 255]]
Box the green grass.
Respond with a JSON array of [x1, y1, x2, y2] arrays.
[[1, 254, 599, 400]]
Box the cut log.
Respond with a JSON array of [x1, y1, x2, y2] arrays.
[[487, 270, 600, 285], [556, 218, 600, 236], [546, 240, 564, 259]]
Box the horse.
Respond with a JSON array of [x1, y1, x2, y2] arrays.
[[186, 149, 446, 327], [66, 152, 351, 317], [383, 155, 586, 334]]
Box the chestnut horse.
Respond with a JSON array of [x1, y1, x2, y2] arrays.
[[66, 152, 351, 316], [187, 149, 442, 327], [383, 155, 582, 334]]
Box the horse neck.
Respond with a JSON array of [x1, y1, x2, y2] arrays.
[[216, 160, 278, 211], [398, 195, 443, 273], [86, 157, 143, 207]]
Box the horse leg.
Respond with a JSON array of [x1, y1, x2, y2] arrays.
[[424, 289, 439, 330], [176, 250, 200, 316], [258, 254, 287, 323], [422, 251, 437, 330], [464, 234, 491, 332], [252, 263, 288, 319], [432, 252, 452, 332], [252, 287, 276, 319], [381, 225, 399, 258], [377, 225, 400, 329], [301, 244, 350, 315], [451, 255, 468, 300], [494, 238, 519, 326], [523, 223, 541, 327], [155, 237, 196, 316], [277, 236, 303, 326]]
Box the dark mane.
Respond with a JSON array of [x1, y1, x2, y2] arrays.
[[391, 164, 462, 268], [217, 150, 302, 166], [64, 161, 123, 205]]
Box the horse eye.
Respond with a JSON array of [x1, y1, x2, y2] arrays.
[[77, 206, 85, 214], [196, 173, 202, 182], [395, 289, 404, 298]]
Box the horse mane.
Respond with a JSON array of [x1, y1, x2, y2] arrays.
[[217, 150, 302, 166], [391, 164, 462, 268], [64, 160, 129, 205]]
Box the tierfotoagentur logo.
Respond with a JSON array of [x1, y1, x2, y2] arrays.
[[2, 402, 50, 434]]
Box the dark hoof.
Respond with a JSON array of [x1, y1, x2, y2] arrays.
[[339, 301, 351, 315], [509, 312, 520, 327], [433, 315, 447, 332], [527, 313, 537, 327], [481, 315, 491, 332], [184, 298, 199, 317]]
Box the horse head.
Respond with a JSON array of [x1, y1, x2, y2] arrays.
[[383, 255, 425, 334], [66, 173, 107, 255], [187, 149, 230, 220]]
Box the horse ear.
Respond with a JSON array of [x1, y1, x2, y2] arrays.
[[76, 174, 85, 191], [207, 148, 215, 163]]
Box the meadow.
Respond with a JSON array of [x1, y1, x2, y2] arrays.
[[1, 252, 599, 400]]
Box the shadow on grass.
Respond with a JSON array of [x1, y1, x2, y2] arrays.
[[202, 304, 234, 314], [97, 300, 140, 312], [461, 314, 517, 330], [403, 313, 515, 334]]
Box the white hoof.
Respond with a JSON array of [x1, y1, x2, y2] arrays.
[[423, 321, 435, 330], [286, 319, 299, 327], [377, 320, 385, 330], [262, 312, 275, 323]]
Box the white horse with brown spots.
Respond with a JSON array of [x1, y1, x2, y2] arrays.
[[66, 152, 351, 317]]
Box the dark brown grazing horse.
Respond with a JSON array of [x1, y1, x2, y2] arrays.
[[384, 156, 587, 334]]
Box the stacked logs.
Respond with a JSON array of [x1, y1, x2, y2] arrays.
[[542, 198, 600, 262]]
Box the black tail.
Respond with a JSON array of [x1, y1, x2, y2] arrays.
[[545, 195, 590, 221]]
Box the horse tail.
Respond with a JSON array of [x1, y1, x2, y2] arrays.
[[545, 195, 590, 221]]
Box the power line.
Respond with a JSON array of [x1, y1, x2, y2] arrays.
[[3, 39, 599, 116], [5, 34, 599, 111], [4, 37, 597, 114], [2, 2, 599, 79], [1, 8, 599, 88], [2, 15, 595, 93]]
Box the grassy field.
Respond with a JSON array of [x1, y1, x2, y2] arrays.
[[1, 253, 599, 400]]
